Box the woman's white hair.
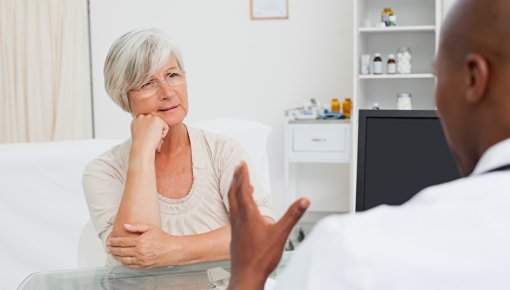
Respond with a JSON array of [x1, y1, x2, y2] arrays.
[[103, 28, 185, 112]]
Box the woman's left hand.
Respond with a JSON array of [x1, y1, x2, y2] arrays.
[[107, 224, 183, 269]]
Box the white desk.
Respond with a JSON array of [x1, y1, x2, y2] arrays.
[[283, 119, 352, 207], [19, 252, 292, 290]]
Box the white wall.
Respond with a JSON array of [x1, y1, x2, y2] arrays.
[[89, 0, 353, 216]]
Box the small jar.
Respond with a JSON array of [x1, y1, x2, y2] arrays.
[[373, 53, 383, 74], [331, 98, 340, 113], [397, 93, 413, 110], [397, 47, 412, 74], [342, 98, 352, 119], [387, 54, 397, 74]]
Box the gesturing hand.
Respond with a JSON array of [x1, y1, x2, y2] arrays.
[[107, 224, 182, 269], [228, 162, 310, 290]]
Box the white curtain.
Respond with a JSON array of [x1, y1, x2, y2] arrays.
[[0, 0, 92, 143]]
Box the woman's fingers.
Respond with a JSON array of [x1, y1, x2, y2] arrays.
[[117, 256, 140, 267], [124, 223, 151, 233], [108, 236, 137, 247], [109, 245, 137, 257], [131, 114, 169, 152]]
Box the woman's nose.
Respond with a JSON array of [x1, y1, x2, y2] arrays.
[[159, 81, 176, 99]]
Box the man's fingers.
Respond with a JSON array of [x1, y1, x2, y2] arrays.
[[124, 223, 150, 233], [228, 164, 244, 219], [236, 163, 257, 213], [276, 198, 310, 235]]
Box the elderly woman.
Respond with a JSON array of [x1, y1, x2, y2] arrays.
[[83, 28, 273, 268]]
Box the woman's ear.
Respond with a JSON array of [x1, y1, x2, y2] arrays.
[[465, 53, 489, 104]]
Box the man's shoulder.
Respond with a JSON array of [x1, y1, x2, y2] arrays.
[[409, 171, 509, 206]]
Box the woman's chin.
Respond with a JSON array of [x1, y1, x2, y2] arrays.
[[159, 112, 186, 127]]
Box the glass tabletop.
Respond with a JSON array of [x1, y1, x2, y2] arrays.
[[18, 252, 291, 290]]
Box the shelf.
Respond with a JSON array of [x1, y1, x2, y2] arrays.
[[358, 26, 436, 33], [358, 73, 435, 80]]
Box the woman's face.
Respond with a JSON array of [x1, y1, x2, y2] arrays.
[[128, 55, 188, 127]]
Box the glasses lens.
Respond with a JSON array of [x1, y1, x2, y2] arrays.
[[165, 72, 185, 86], [140, 82, 159, 97]]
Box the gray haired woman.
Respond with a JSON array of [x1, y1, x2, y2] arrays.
[[83, 28, 273, 268]]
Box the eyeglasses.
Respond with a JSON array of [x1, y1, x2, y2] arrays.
[[130, 70, 186, 98]]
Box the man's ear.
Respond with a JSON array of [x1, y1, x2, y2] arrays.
[[465, 53, 489, 104]]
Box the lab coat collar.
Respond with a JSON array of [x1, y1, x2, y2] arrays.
[[471, 137, 510, 176]]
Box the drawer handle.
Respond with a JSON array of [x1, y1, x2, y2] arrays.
[[311, 138, 327, 142]]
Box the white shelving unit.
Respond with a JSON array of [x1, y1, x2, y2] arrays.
[[358, 25, 436, 33], [358, 73, 435, 80], [349, 0, 442, 211]]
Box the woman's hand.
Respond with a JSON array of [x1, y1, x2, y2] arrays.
[[227, 162, 310, 290], [130, 114, 169, 153], [107, 224, 183, 269]]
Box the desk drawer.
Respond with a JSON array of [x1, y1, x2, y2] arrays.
[[292, 126, 348, 152]]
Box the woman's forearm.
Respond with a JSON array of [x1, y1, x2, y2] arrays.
[[168, 217, 274, 265], [170, 225, 232, 265], [112, 147, 161, 237]]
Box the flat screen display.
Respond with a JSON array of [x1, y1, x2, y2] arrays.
[[356, 110, 461, 211]]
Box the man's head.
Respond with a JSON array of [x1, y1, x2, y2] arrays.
[[435, 0, 510, 176]]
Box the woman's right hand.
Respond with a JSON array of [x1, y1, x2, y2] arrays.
[[130, 114, 169, 153]]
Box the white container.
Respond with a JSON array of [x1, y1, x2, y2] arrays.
[[397, 93, 413, 110], [360, 54, 370, 75], [397, 47, 412, 74], [387, 54, 397, 74], [373, 53, 383, 75]]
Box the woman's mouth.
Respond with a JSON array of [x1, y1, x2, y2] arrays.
[[159, 105, 179, 112]]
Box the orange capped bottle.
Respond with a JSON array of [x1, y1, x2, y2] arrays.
[[342, 98, 352, 119], [331, 98, 340, 113]]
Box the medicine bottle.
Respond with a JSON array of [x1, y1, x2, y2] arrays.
[[373, 53, 383, 74], [387, 54, 396, 74], [342, 98, 352, 119], [397, 93, 413, 110], [397, 47, 412, 74], [331, 98, 340, 113]]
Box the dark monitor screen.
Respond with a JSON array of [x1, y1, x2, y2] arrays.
[[356, 110, 461, 211]]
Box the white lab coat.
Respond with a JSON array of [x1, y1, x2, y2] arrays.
[[275, 138, 510, 290]]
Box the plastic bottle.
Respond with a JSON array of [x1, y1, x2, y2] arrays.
[[387, 54, 397, 74], [331, 98, 340, 113], [397, 47, 412, 74], [342, 98, 352, 119], [373, 53, 383, 74]]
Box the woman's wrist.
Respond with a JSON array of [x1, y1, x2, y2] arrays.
[[129, 145, 156, 165], [161, 235, 186, 266]]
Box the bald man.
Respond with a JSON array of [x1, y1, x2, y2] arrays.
[[226, 0, 510, 289]]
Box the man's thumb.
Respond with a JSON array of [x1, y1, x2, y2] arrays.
[[276, 198, 310, 235]]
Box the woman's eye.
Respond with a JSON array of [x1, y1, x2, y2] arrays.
[[140, 81, 154, 90], [167, 72, 179, 78]]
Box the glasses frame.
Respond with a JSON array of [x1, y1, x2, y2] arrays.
[[130, 70, 186, 98]]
